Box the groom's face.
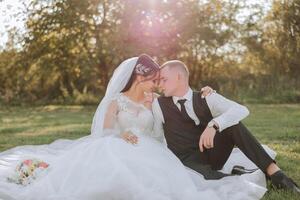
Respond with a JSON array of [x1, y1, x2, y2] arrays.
[[159, 67, 178, 97]]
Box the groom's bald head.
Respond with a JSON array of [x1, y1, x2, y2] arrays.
[[159, 60, 190, 97], [160, 60, 189, 80]]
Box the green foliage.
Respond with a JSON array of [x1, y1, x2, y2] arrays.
[[240, 0, 300, 103], [18, 0, 117, 102], [0, 0, 299, 104]]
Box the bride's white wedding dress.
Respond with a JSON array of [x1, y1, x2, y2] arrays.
[[0, 93, 275, 200]]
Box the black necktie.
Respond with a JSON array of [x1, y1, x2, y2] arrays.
[[177, 99, 192, 121]]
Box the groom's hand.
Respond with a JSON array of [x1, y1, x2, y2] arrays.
[[199, 127, 216, 152]]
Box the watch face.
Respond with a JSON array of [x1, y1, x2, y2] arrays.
[[213, 124, 219, 131]]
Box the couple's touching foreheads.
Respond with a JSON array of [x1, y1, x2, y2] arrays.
[[0, 54, 298, 200]]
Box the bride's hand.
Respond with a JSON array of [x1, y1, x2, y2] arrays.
[[121, 131, 139, 145], [200, 86, 216, 98]]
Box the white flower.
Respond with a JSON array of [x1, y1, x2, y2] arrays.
[[134, 64, 151, 75]]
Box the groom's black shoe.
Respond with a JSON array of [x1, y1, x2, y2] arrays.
[[231, 165, 258, 175], [270, 170, 300, 194]]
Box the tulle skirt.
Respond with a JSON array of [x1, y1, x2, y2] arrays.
[[0, 133, 276, 200]]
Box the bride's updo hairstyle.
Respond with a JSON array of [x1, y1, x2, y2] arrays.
[[121, 54, 160, 92]]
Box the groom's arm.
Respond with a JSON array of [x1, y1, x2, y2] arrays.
[[151, 98, 166, 143], [205, 93, 249, 132]]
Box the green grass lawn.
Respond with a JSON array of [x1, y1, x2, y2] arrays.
[[0, 104, 299, 199]]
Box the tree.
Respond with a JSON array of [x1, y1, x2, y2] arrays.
[[14, 0, 122, 102]]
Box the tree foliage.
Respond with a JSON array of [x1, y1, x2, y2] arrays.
[[0, 0, 299, 104]]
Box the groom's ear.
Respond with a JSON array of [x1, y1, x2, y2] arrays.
[[176, 72, 181, 81]]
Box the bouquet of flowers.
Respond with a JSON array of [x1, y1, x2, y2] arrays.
[[7, 158, 49, 186]]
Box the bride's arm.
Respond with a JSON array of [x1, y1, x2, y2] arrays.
[[100, 100, 121, 137], [200, 86, 216, 98], [103, 100, 138, 144], [103, 100, 118, 129]]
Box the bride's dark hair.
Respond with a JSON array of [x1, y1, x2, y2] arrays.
[[121, 54, 160, 92]]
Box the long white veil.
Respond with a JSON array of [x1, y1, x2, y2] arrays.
[[91, 57, 138, 136]]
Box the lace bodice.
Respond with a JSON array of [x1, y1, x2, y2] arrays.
[[113, 93, 154, 136]]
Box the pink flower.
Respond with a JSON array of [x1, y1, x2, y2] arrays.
[[38, 162, 49, 168], [23, 159, 33, 166]]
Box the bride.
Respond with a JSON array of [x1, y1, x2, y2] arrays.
[[0, 54, 274, 200]]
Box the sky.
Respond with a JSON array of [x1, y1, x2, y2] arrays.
[[0, 0, 30, 47], [0, 0, 272, 49]]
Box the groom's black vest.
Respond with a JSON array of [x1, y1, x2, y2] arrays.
[[158, 91, 213, 159]]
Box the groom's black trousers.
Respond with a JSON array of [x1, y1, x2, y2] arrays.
[[181, 123, 275, 180]]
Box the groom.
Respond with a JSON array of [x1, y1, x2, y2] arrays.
[[152, 60, 300, 193]]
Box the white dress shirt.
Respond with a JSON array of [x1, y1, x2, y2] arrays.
[[151, 88, 249, 142]]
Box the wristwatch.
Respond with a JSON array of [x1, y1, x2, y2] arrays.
[[207, 121, 219, 131]]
